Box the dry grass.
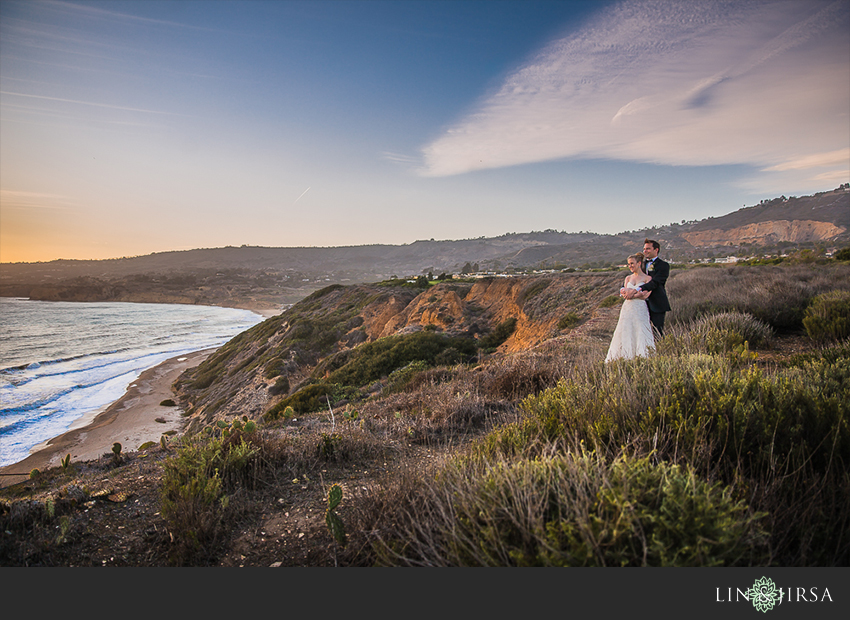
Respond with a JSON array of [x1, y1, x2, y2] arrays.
[[667, 263, 850, 330]]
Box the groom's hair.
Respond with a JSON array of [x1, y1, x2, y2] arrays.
[[644, 239, 660, 251]]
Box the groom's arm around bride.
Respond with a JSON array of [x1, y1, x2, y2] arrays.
[[636, 239, 671, 336]]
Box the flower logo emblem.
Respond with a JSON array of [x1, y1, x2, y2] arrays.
[[747, 577, 783, 612]]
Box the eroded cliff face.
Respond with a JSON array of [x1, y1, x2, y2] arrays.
[[682, 220, 845, 247], [175, 272, 625, 429]]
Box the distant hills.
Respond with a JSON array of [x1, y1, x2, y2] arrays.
[[1, 185, 847, 310]]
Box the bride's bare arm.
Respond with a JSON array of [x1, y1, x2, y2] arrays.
[[621, 277, 636, 299]]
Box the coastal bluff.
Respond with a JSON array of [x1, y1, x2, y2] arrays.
[[173, 272, 624, 434]]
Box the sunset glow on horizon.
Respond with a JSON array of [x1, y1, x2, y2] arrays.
[[1, 0, 848, 264]]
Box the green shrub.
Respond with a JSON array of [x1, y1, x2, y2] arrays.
[[160, 399, 177, 407], [265, 383, 333, 419], [434, 346, 465, 366], [474, 350, 850, 564], [264, 358, 285, 379], [599, 295, 621, 308], [511, 355, 850, 475], [323, 331, 476, 387], [803, 290, 850, 342], [557, 312, 581, 330], [478, 318, 518, 350], [159, 429, 260, 565], [659, 312, 773, 356], [372, 453, 766, 567], [386, 360, 430, 394]]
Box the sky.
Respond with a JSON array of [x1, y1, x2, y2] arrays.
[[1, 0, 848, 263]]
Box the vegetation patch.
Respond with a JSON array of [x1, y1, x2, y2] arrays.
[[599, 294, 621, 308], [477, 318, 518, 350], [803, 290, 850, 342], [366, 453, 767, 567], [557, 312, 581, 330], [321, 331, 477, 388], [265, 383, 334, 419], [159, 421, 261, 565]]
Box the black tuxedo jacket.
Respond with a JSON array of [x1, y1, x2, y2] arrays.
[[640, 258, 671, 313]]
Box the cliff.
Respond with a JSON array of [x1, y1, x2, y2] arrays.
[[174, 272, 623, 432], [682, 220, 846, 247]]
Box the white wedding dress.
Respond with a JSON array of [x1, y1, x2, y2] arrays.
[[605, 281, 656, 363]]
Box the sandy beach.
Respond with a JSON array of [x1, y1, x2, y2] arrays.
[[0, 348, 217, 488], [0, 305, 281, 489]]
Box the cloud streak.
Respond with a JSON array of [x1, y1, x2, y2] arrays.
[[419, 0, 850, 191], [0, 91, 181, 115]]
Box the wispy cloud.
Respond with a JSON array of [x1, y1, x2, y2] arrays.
[[762, 148, 850, 172], [381, 151, 421, 166], [0, 189, 77, 209], [0, 91, 181, 116], [419, 0, 850, 191], [36, 0, 221, 32]]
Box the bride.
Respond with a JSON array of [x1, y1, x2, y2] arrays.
[[605, 252, 655, 363]]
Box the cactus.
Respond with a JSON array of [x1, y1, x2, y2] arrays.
[[112, 442, 122, 457], [55, 516, 71, 544], [244, 420, 257, 433], [325, 483, 347, 547], [29, 468, 41, 479], [160, 435, 168, 450], [61, 453, 71, 472], [328, 483, 343, 511]]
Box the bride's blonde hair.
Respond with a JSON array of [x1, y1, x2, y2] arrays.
[[628, 252, 645, 265]]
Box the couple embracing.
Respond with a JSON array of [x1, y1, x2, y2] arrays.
[[605, 239, 671, 363]]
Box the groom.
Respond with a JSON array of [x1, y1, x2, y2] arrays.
[[625, 239, 671, 337]]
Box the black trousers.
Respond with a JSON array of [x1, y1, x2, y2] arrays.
[[649, 311, 666, 338]]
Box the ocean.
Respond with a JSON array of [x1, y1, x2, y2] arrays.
[[0, 298, 264, 467]]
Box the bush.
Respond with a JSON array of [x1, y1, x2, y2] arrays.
[[557, 312, 581, 330], [159, 429, 260, 565], [265, 383, 333, 419], [323, 331, 477, 388], [386, 360, 430, 394], [368, 453, 767, 567], [599, 295, 621, 308], [803, 290, 850, 342], [264, 358, 285, 379], [478, 318, 518, 350], [666, 263, 850, 331], [659, 312, 773, 356], [477, 350, 850, 565], [833, 246, 850, 261]]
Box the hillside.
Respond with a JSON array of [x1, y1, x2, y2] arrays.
[[173, 272, 623, 433], [3, 261, 849, 567], [2, 185, 847, 310]]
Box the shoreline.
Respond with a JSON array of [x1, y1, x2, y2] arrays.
[[0, 304, 282, 488], [0, 348, 214, 488]]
